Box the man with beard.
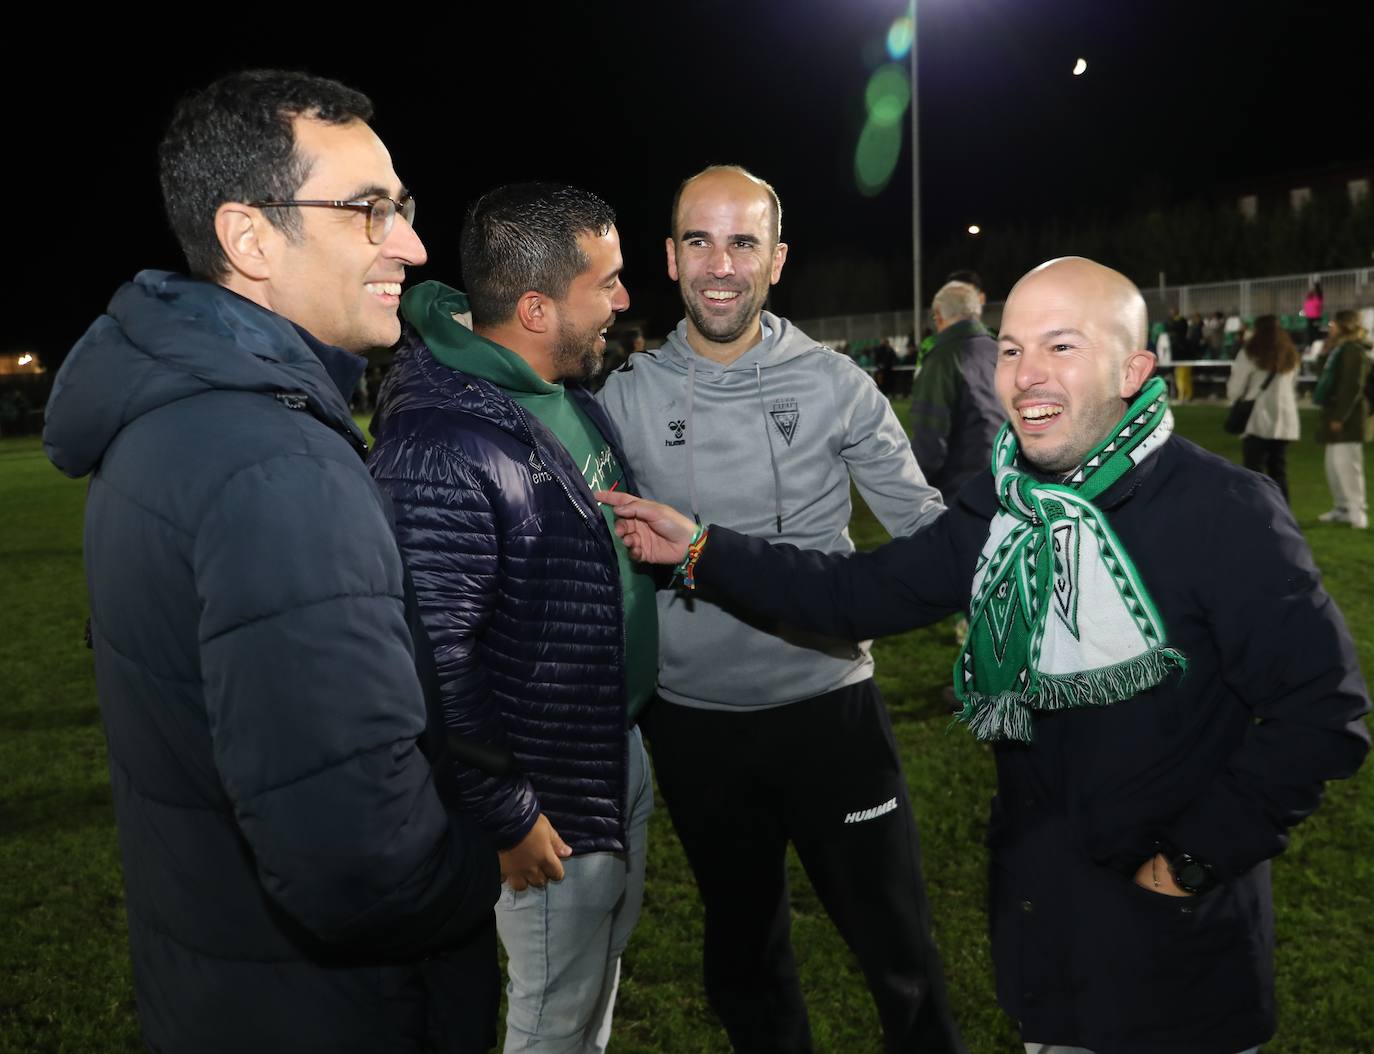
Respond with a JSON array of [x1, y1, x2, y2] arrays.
[[597, 166, 962, 1052], [600, 257, 1369, 1054], [368, 182, 655, 1053]]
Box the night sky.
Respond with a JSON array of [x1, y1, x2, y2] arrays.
[[12, 0, 1367, 366]]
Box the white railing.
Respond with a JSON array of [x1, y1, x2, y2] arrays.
[[793, 265, 1374, 343]]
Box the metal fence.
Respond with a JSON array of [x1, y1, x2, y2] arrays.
[[793, 265, 1374, 344], [787, 309, 918, 346]]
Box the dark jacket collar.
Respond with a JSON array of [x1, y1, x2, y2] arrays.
[[373, 325, 639, 509]]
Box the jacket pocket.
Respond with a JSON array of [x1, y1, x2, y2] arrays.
[[1071, 862, 1271, 1047]]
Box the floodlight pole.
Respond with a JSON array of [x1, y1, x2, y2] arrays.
[[910, 0, 922, 333]]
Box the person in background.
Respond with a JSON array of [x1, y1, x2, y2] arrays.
[[1227, 314, 1300, 502], [1314, 309, 1370, 528], [1167, 306, 1193, 401], [1186, 311, 1204, 358], [1204, 310, 1225, 357], [595, 326, 645, 385], [909, 280, 1003, 501], [1303, 281, 1325, 347], [918, 269, 990, 369], [872, 337, 898, 395], [1224, 308, 1244, 355]]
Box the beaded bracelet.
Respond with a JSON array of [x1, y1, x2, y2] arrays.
[[673, 524, 710, 589]]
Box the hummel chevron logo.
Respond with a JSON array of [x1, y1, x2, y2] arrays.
[[843, 797, 897, 824]]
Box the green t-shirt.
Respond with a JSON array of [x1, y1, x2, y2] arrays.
[[401, 281, 659, 723], [516, 389, 660, 723]]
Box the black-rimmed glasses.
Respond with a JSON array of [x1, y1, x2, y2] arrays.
[[247, 195, 416, 245]]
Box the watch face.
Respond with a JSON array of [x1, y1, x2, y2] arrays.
[[1170, 852, 1214, 894], [1178, 861, 1208, 889]]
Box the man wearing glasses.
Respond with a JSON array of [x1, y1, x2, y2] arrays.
[[43, 70, 499, 1052]]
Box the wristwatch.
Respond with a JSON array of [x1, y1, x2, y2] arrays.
[[1160, 843, 1218, 896]]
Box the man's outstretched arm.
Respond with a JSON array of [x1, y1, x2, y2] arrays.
[[598, 489, 975, 641]]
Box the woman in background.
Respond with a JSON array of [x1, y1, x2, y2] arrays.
[[1313, 309, 1370, 529], [1228, 314, 1300, 502], [1302, 281, 1325, 346]]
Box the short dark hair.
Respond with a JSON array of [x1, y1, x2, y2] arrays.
[[460, 183, 616, 326], [159, 69, 374, 281]]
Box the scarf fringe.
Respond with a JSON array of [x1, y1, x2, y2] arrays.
[[957, 647, 1187, 743]]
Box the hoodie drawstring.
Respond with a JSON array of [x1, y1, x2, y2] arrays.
[[686, 356, 701, 525], [755, 364, 783, 533]]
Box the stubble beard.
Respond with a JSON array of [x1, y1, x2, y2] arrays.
[[682, 283, 765, 346], [552, 318, 606, 383], [1018, 396, 1129, 475]]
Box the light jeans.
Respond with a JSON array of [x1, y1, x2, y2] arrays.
[[496, 725, 654, 1053], [1026, 1045, 1259, 1053], [1324, 442, 1367, 523]]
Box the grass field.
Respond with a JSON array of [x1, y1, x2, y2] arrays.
[[2, 404, 1371, 1053]]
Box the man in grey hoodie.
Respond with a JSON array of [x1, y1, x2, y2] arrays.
[[597, 166, 963, 1053]]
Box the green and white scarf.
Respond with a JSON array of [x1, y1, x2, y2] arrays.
[[953, 377, 1186, 742]]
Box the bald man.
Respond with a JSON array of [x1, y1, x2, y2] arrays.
[[599, 257, 1370, 1054], [597, 166, 960, 1052]]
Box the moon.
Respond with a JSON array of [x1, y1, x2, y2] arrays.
[[1073, 58, 1088, 76]]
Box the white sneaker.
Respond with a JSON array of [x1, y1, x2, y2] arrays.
[[1317, 509, 1350, 524], [1351, 512, 1369, 530]]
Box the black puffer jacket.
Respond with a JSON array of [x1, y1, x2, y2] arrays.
[[43, 272, 499, 1054], [690, 433, 1370, 1054], [369, 329, 633, 853]]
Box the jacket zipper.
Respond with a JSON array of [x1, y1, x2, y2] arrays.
[[511, 400, 631, 846], [511, 403, 597, 529]]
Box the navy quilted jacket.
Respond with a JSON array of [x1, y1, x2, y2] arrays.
[[42, 273, 500, 1052], [369, 327, 634, 853]]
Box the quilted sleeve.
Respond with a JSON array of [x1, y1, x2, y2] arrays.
[[368, 430, 542, 849]]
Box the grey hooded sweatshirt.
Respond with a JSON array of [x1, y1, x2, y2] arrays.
[[598, 312, 944, 710]]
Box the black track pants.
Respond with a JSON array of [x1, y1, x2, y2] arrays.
[[642, 680, 965, 1054]]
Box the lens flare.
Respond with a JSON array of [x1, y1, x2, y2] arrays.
[[854, 118, 904, 197], [865, 64, 911, 128], [886, 16, 914, 60]]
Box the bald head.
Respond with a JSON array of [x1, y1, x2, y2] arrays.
[[995, 256, 1157, 473], [670, 165, 782, 247], [665, 164, 790, 362], [1007, 257, 1148, 362]]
